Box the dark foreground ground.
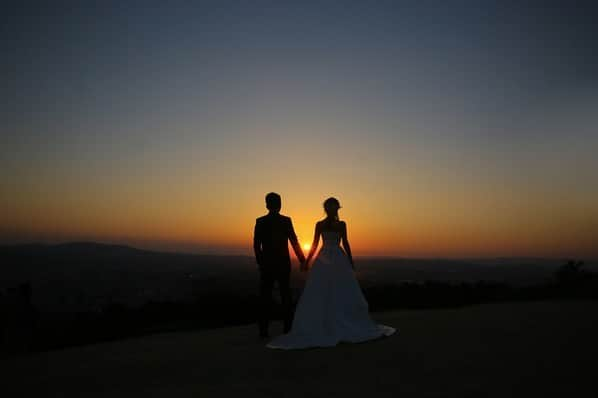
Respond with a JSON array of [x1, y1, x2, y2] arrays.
[[2, 300, 597, 398]]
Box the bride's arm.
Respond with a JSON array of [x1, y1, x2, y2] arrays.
[[340, 221, 354, 269], [304, 222, 321, 266]]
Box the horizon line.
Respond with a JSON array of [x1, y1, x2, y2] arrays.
[[1, 240, 595, 262]]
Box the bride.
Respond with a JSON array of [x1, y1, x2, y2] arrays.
[[267, 197, 396, 349]]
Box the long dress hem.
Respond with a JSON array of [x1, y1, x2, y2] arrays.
[[266, 231, 396, 350]]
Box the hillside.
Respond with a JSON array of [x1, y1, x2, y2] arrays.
[[2, 300, 597, 397], [2, 242, 587, 314]]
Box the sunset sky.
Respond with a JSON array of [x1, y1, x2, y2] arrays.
[[2, 1, 597, 258]]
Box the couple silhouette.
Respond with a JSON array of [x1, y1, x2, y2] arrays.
[[253, 192, 395, 349]]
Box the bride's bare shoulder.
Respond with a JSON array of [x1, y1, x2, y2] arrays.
[[315, 219, 330, 231], [318, 219, 346, 232]]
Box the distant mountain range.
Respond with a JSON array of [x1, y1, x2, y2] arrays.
[[0, 242, 258, 311], [2, 241, 593, 281], [2, 241, 595, 312], [0, 241, 255, 278]]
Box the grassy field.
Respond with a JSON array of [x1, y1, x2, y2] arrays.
[[2, 300, 597, 397]]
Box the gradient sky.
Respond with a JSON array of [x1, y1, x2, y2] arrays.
[[2, 1, 597, 258]]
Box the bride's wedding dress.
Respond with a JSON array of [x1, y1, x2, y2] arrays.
[[267, 231, 396, 349]]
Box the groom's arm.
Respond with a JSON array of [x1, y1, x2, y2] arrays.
[[287, 218, 306, 263], [253, 220, 264, 266]]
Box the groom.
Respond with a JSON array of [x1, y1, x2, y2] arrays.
[[254, 192, 306, 338]]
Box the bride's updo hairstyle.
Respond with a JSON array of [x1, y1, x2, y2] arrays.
[[323, 197, 341, 222]]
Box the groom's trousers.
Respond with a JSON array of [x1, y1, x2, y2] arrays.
[[259, 264, 292, 336]]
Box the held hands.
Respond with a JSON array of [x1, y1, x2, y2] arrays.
[[300, 259, 309, 272]]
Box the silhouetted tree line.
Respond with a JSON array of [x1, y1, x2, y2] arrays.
[[0, 283, 38, 356], [0, 292, 260, 356], [1, 260, 596, 356], [367, 260, 597, 311]]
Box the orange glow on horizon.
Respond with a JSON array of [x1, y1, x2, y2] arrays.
[[2, 193, 597, 259], [1, 153, 597, 259]]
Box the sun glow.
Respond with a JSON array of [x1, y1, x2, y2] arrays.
[[303, 243, 311, 251]]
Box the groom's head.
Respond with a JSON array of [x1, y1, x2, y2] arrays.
[[265, 192, 281, 213]]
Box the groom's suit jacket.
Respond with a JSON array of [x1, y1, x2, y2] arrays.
[[254, 213, 304, 268]]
